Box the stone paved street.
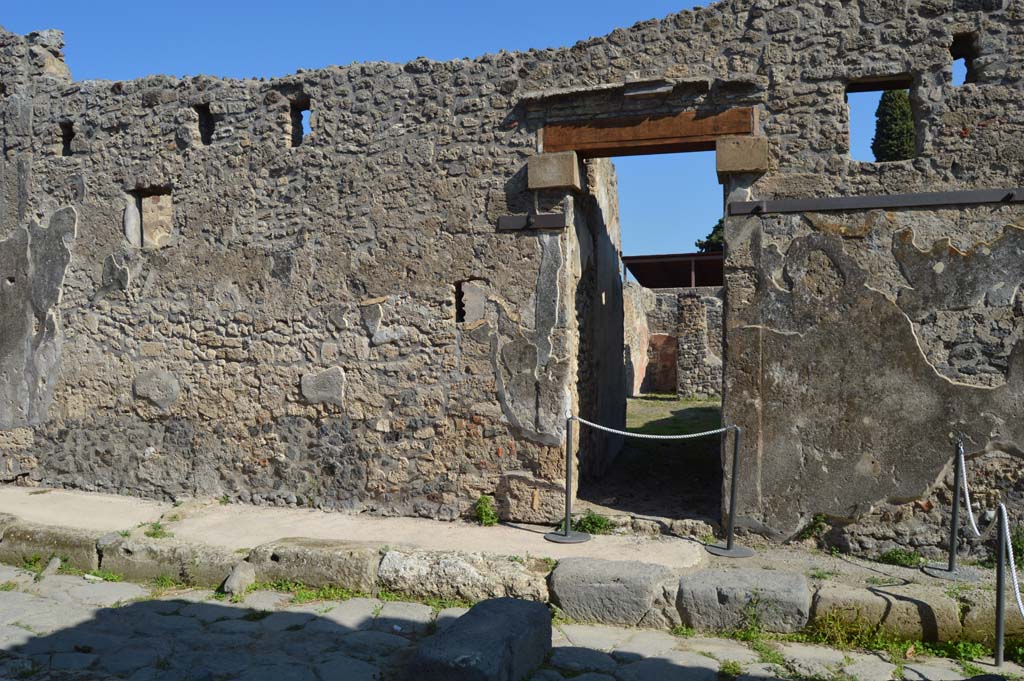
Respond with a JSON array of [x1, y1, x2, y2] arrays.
[[0, 564, 1014, 681]]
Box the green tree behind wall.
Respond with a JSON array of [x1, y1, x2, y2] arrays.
[[871, 90, 916, 162], [696, 218, 724, 253]]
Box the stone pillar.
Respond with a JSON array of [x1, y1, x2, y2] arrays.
[[676, 293, 710, 398]]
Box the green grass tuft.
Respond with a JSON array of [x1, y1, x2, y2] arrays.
[[876, 548, 924, 568], [473, 495, 499, 526], [144, 522, 173, 539]]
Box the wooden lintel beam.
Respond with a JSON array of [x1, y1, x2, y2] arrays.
[[543, 107, 756, 158]]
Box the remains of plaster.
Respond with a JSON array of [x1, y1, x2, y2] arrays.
[[0, 207, 77, 429]]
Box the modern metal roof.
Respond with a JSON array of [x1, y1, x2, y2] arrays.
[[622, 251, 724, 289]]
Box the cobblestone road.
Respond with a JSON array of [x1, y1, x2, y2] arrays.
[[0, 564, 1012, 681]]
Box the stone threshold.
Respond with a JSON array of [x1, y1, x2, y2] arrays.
[[0, 485, 1014, 643]]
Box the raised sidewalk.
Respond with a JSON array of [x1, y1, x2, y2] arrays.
[[0, 485, 1014, 644]]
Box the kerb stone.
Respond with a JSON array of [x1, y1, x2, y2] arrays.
[[411, 597, 551, 681], [677, 569, 810, 634], [100, 537, 238, 587], [249, 537, 381, 591], [0, 521, 100, 571], [550, 558, 681, 628]]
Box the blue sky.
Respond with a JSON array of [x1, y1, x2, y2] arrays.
[[4, 2, 955, 256]]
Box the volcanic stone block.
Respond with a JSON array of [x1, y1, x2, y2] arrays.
[[812, 582, 962, 642], [527, 152, 581, 191], [0, 522, 100, 572], [550, 558, 681, 628], [133, 369, 180, 409], [677, 569, 811, 633], [411, 598, 551, 681], [100, 537, 238, 587], [378, 549, 549, 602], [249, 537, 381, 591], [300, 366, 346, 406], [716, 135, 769, 175]]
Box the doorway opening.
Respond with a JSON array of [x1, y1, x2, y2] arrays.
[[574, 149, 726, 525]]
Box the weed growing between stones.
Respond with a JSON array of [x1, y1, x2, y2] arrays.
[[876, 548, 924, 568], [558, 509, 612, 535], [796, 513, 829, 542], [473, 495, 498, 526], [670, 624, 695, 637], [718, 659, 743, 679], [0, 582, 15, 591], [806, 567, 839, 581], [144, 522, 173, 539]]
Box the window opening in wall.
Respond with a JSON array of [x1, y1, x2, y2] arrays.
[[846, 77, 916, 162], [951, 33, 979, 86], [60, 122, 75, 157], [128, 186, 173, 250], [290, 96, 311, 147], [195, 104, 216, 145], [455, 281, 466, 323], [573, 149, 725, 525]]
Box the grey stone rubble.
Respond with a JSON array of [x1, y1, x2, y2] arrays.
[[1, 0, 1023, 552], [0, 562, 1012, 681]]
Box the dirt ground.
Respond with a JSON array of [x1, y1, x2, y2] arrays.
[[577, 395, 723, 523]]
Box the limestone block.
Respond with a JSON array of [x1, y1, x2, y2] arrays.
[[495, 472, 565, 524], [961, 589, 1024, 642], [133, 369, 180, 409], [100, 537, 238, 587], [378, 549, 549, 602], [122, 197, 141, 248], [223, 561, 256, 595], [249, 537, 381, 592], [811, 582, 962, 642], [677, 569, 810, 633], [411, 598, 551, 681], [300, 366, 346, 406], [0, 521, 100, 572], [528, 152, 581, 191], [716, 136, 769, 175], [140, 193, 173, 250], [550, 558, 681, 628]]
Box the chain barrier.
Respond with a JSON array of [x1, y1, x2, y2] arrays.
[[1000, 503, 1024, 620], [958, 447, 983, 538], [572, 415, 732, 440], [945, 441, 1023, 666]]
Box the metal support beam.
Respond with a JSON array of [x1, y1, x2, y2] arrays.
[[728, 187, 1024, 216], [496, 213, 569, 231]]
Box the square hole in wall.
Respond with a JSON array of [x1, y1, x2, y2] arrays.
[[127, 187, 173, 250], [59, 121, 75, 157], [290, 95, 311, 147], [951, 33, 980, 86], [846, 76, 917, 162], [194, 103, 216, 145]]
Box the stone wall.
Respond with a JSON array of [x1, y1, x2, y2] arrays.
[[622, 285, 723, 398], [3, 0, 1024, 544]]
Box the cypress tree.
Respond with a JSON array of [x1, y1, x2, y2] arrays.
[[871, 89, 916, 162], [696, 218, 724, 253]]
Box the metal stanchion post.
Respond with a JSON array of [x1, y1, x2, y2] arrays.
[[706, 426, 754, 558], [923, 439, 980, 582], [545, 416, 591, 544], [996, 507, 1006, 667]]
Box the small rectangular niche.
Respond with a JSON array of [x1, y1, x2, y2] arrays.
[[845, 76, 918, 163], [60, 121, 75, 157], [127, 187, 173, 250], [951, 33, 980, 86], [195, 103, 216, 145], [455, 281, 466, 323], [290, 95, 311, 147]]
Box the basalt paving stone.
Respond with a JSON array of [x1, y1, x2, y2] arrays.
[[314, 652, 381, 681], [372, 601, 433, 636], [610, 630, 680, 662], [243, 589, 290, 611], [679, 636, 761, 665], [548, 646, 618, 673], [614, 653, 718, 681], [778, 641, 848, 678], [559, 623, 634, 651], [900, 661, 971, 680]]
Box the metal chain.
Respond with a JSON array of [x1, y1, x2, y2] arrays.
[[571, 415, 732, 440], [959, 448, 983, 538], [1000, 504, 1024, 620]]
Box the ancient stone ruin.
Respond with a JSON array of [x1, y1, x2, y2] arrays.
[[1, 0, 1022, 544]]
